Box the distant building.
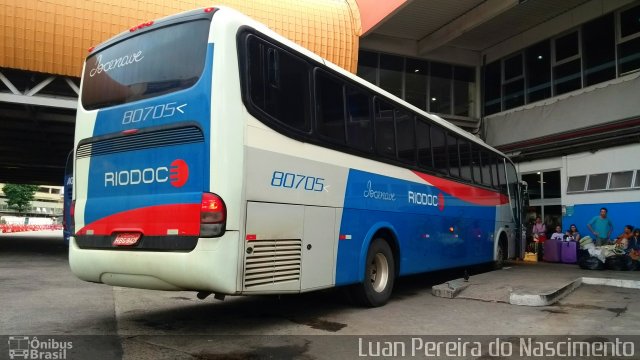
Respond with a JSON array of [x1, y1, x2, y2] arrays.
[[356, 0, 640, 235], [0, 183, 64, 221]]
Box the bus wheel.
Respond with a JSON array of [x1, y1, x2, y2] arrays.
[[494, 235, 507, 270], [350, 238, 395, 307]]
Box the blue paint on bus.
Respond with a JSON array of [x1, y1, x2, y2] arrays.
[[335, 169, 497, 285], [83, 45, 214, 228]]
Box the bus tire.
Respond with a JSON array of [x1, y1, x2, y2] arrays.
[[494, 235, 507, 270], [350, 238, 395, 307]]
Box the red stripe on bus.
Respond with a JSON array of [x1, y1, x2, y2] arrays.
[[76, 204, 200, 236], [412, 171, 509, 206]]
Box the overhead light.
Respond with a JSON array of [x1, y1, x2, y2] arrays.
[[414, 69, 420, 73], [431, 97, 437, 101], [536, 171, 541, 175], [537, 55, 543, 60]]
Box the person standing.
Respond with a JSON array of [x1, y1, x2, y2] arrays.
[[532, 216, 546, 240], [586, 207, 614, 246]]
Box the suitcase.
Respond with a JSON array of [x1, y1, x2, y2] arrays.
[[561, 241, 578, 264], [543, 239, 561, 262]]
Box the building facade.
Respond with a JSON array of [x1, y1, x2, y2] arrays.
[[0, 183, 64, 221], [356, 0, 640, 236]]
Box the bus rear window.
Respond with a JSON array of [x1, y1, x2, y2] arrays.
[[81, 19, 210, 110]]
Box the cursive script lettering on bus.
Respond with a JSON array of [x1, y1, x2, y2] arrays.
[[363, 180, 396, 201], [89, 51, 144, 77]]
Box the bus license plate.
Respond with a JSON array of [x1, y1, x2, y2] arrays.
[[113, 233, 141, 246]]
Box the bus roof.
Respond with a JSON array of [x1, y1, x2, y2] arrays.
[[85, 5, 511, 163], [224, 6, 510, 160]]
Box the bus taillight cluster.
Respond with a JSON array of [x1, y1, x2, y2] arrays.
[[200, 193, 226, 237]]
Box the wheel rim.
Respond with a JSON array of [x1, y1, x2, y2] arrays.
[[496, 244, 504, 266], [369, 252, 389, 293]]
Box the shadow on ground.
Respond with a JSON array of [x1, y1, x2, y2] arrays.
[[0, 233, 68, 256]]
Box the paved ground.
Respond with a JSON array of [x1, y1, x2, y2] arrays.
[[1, 231, 639, 359]]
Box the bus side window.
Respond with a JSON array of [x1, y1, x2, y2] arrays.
[[246, 36, 311, 132], [267, 48, 280, 88], [247, 37, 266, 110], [315, 70, 346, 144], [459, 138, 472, 181], [416, 119, 433, 169], [374, 99, 396, 159], [345, 85, 373, 152], [395, 110, 416, 164], [431, 126, 448, 175], [447, 133, 460, 178], [491, 155, 500, 188], [497, 157, 508, 194], [471, 144, 483, 184], [480, 150, 493, 187]]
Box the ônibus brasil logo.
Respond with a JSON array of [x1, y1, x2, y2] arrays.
[[104, 159, 189, 188]]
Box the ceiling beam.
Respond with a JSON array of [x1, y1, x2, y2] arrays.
[[0, 93, 78, 109], [417, 0, 518, 56], [0, 109, 76, 123]]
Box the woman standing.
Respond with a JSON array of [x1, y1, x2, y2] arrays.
[[532, 216, 547, 241]]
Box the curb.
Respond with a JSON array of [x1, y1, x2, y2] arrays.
[[431, 278, 470, 299], [509, 278, 582, 306], [509, 276, 640, 306], [582, 277, 640, 289]]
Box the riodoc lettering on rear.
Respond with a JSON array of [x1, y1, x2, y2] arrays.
[[104, 159, 188, 188]]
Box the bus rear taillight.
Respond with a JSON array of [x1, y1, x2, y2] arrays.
[[200, 193, 226, 237]]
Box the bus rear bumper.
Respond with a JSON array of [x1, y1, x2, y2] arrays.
[[68, 231, 240, 294]]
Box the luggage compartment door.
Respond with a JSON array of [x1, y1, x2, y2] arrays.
[[243, 202, 303, 292], [301, 206, 336, 291]]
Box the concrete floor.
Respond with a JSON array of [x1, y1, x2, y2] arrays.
[[1, 231, 639, 359]]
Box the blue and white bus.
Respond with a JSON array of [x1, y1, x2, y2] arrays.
[[69, 6, 525, 306]]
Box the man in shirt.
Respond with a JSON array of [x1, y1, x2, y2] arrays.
[[587, 207, 614, 246]]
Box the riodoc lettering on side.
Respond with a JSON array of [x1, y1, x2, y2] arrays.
[[89, 51, 144, 77]]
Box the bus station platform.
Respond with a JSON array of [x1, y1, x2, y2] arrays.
[[434, 261, 640, 306]]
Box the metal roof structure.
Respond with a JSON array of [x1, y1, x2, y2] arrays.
[[0, 0, 361, 185]]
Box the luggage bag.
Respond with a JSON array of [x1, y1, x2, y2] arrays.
[[543, 239, 561, 262], [561, 241, 577, 264]]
